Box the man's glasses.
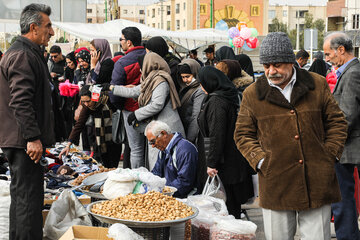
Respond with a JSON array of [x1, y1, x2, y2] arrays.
[[51, 54, 58, 59], [148, 134, 161, 145], [119, 38, 126, 42]]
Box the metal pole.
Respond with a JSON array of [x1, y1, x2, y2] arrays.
[[210, 0, 213, 28], [161, 0, 164, 29], [296, 10, 300, 50], [196, 0, 200, 29], [105, 0, 108, 22], [310, 29, 313, 65]]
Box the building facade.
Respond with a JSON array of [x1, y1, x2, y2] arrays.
[[87, 3, 107, 23], [327, 0, 346, 31], [268, 4, 327, 32], [145, 0, 193, 31], [193, 0, 268, 35], [119, 5, 146, 24]]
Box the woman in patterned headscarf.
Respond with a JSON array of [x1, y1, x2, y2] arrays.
[[75, 49, 91, 86]]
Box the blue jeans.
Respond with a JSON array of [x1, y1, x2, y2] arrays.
[[331, 162, 360, 240]]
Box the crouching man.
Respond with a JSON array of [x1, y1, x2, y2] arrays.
[[145, 120, 197, 198]]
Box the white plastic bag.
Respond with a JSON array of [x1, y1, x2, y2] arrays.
[[187, 195, 228, 216], [43, 190, 92, 240], [107, 223, 144, 240], [138, 172, 166, 192], [103, 169, 137, 199], [210, 218, 257, 240], [202, 175, 227, 202], [0, 180, 10, 240]]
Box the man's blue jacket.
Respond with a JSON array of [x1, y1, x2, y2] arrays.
[[152, 133, 198, 198]]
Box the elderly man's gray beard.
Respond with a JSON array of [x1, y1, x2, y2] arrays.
[[268, 73, 289, 86]]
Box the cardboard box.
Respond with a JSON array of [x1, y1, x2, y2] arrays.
[[42, 209, 49, 227], [59, 225, 113, 240], [44, 195, 91, 205]]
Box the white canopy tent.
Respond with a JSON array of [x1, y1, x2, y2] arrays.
[[53, 19, 229, 52]]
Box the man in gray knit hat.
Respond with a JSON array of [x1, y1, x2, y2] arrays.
[[234, 32, 347, 239]]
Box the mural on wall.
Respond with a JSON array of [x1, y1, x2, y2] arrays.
[[204, 5, 255, 30]]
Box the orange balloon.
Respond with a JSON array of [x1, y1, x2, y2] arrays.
[[236, 22, 248, 31]]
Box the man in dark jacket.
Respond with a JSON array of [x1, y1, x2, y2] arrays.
[[48, 45, 66, 85], [146, 121, 198, 198], [110, 27, 146, 169], [234, 32, 347, 239], [324, 32, 360, 240], [0, 4, 55, 240]]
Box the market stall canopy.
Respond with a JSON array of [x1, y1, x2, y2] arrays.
[[53, 19, 229, 52]]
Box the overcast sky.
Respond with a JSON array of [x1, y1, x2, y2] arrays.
[[88, 0, 328, 6]]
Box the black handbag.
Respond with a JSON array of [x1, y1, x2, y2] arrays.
[[112, 110, 126, 144]]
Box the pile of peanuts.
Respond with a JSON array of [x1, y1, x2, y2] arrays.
[[91, 191, 194, 222], [72, 168, 115, 186]]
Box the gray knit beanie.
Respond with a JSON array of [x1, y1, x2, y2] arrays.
[[259, 32, 295, 64]]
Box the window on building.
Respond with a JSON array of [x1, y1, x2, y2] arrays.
[[87, 18, 92, 23], [123, 9, 127, 14], [158, 8, 160, 15], [353, 14, 360, 29], [200, 4, 207, 15], [183, 3, 186, 11], [167, 6, 171, 15], [268, 10, 275, 19], [152, 8, 155, 18], [148, 10, 150, 16], [183, 19, 186, 27], [176, 20, 180, 30], [152, 23, 155, 28], [167, 21, 171, 30], [158, 23, 160, 28], [283, 10, 287, 17], [296, 10, 308, 18], [139, 10, 144, 15], [87, 9, 92, 13], [140, 19, 144, 24], [104, 9, 106, 13], [176, 4, 180, 14]]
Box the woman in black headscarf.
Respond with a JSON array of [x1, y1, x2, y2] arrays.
[[197, 66, 254, 219], [64, 51, 77, 83], [145, 36, 182, 91], [235, 54, 254, 78], [309, 59, 327, 77], [215, 46, 236, 61]]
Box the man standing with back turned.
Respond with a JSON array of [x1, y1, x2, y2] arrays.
[[234, 32, 348, 239], [0, 4, 55, 239], [324, 32, 360, 240]]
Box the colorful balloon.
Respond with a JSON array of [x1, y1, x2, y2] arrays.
[[229, 38, 234, 47], [242, 41, 254, 51], [246, 37, 259, 49], [228, 27, 240, 39], [250, 28, 258, 38], [236, 22, 247, 31], [240, 27, 252, 40], [232, 36, 245, 48]]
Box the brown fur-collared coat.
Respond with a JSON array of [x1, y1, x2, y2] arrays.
[[234, 68, 348, 211]]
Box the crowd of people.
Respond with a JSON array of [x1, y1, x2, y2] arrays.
[[0, 3, 359, 240]]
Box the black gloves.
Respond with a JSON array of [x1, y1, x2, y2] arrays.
[[100, 83, 111, 91], [127, 112, 137, 126]]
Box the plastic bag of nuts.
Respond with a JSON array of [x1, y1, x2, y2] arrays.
[[210, 218, 257, 240], [191, 212, 215, 240]]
